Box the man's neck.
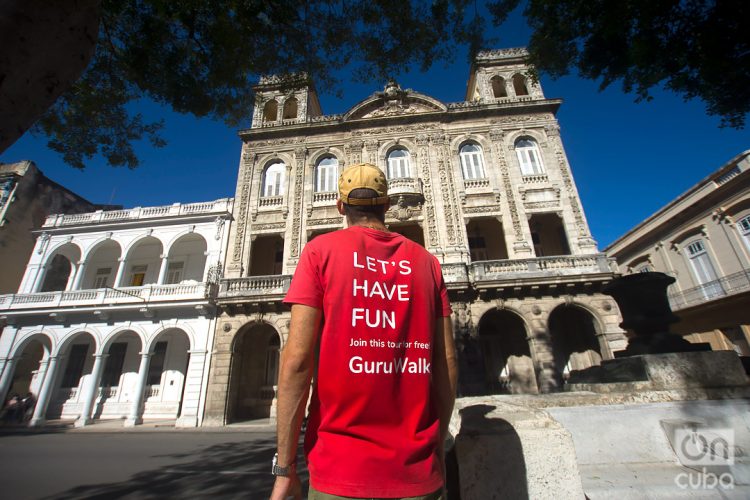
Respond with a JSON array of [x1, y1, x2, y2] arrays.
[[350, 219, 388, 232]]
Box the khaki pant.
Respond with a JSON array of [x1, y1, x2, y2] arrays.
[[308, 486, 443, 500]]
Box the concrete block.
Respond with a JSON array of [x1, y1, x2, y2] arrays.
[[452, 397, 584, 499]]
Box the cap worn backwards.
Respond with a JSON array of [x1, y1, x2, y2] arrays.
[[338, 163, 389, 206]]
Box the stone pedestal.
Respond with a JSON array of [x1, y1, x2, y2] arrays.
[[451, 398, 584, 500], [567, 351, 750, 393]]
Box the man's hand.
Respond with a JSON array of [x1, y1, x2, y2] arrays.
[[270, 472, 302, 500]]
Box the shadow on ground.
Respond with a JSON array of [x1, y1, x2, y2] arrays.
[[44, 435, 308, 499]]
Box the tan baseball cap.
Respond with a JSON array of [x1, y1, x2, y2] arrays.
[[338, 163, 389, 206]]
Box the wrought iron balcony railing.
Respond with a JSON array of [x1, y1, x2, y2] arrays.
[[668, 270, 750, 311]]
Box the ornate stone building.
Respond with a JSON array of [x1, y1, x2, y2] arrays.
[[204, 48, 625, 425]]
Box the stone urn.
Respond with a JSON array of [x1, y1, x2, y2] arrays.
[[602, 272, 709, 356]]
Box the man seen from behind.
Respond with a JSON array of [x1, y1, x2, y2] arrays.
[[270, 163, 458, 499]]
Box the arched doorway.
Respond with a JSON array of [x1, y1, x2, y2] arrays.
[[549, 305, 602, 388], [143, 329, 191, 419], [96, 331, 143, 419], [477, 309, 538, 394], [227, 323, 280, 422], [47, 332, 97, 420], [6, 335, 52, 404]]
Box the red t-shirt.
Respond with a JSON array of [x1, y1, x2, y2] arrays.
[[284, 226, 452, 497]]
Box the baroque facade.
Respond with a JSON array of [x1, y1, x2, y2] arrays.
[[606, 150, 750, 354], [204, 48, 625, 425], [0, 199, 233, 427]]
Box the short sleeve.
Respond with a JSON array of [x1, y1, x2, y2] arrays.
[[433, 259, 452, 318], [284, 243, 324, 309]]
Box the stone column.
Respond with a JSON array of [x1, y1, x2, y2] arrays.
[[33, 265, 49, 292], [156, 255, 169, 284], [0, 357, 18, 402], [74, 354, 106, 427], [124, 352, 151, 427], [113, 258, 127, 287], [70, 260, 86, 290], [29, 355, 60, 427]]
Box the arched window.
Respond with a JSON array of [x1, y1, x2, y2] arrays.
[[490, 76, 507, 98], [459, 143, 486, 180], [262, 161, 286, 197], [738, 215, 750, 252], [263, 100, 278, 122], [512, 74, 529, 96], [387, 148, 411, 179], [515, 138, 545, 176], [315, 156, 338, 193], [282, 97, 298, 120]]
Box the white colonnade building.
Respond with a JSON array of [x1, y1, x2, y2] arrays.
[[0, 199, 232, 427]]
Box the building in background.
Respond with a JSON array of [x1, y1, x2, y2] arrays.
[[203, 48, 625, 425], [0, 199, 232, 427], [606, 150, 750, 355], [0, 161, 112, 294]]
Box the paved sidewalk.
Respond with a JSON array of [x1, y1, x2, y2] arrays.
[[0, 417, 276, 434], [0, 427, 301, 499]]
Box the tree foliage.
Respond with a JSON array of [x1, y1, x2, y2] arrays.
[[31, 0, 481, 169], [12, 0, 750, 170], [491, 0, 750, 128]]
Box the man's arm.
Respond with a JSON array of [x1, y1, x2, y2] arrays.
[[271, 303, 322, 500], [432, 316, 458, 443]]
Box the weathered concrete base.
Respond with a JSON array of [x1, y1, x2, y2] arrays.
[[567, 351, 750, 393], [451, 392, 750, 499], [451, 398, 585, 499]]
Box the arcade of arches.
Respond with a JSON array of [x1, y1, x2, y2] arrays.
[[458, 300, 613, 396], [3, 328, 193, 426]]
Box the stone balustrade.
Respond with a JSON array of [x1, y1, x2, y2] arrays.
[[0, 283, 210, 311], [522, 173, 549, 183], [387, 177, 423, 198], [218, 275, 291, 298], [471, 254, 616, 282], [464, 178, 490, 189], [313, 192, 337, 203], [43, 198, 233, 227], [258, 195, 283, 207]]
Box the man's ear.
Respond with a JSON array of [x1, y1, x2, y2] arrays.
[[336, 199, 345, 215]]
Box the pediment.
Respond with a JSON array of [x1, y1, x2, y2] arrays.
[[344, 81, 447, 121]]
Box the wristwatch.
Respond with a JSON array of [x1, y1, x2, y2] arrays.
[[271, 453, 296, 476]]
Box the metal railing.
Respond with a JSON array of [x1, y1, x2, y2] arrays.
[[668, 270, 750, 310]]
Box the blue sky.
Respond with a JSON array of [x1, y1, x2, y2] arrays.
[[1, 11, 747, 249]]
